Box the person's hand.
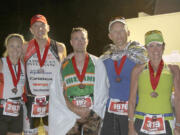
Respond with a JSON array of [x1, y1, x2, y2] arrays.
[[79, 107, 90, 119], [128, 128, 138, 135], [128, 123, 138, 135], [77, 118, 87, 123], [174, 128, 180, 135], [174, 127, 180, 135]]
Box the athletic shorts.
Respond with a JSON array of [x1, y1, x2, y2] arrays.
[[134, 118, 173, 135], [0, 106, 23, 135], [100, 110, 128, 135], [28, 116, 48, 129]]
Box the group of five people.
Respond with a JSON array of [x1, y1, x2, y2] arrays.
[[0, 14, 179, 135]]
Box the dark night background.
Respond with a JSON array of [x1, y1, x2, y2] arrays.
[[0, 0, 180, 57]]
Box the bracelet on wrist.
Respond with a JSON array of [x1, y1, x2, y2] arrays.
[[128, 118, 134, 122]]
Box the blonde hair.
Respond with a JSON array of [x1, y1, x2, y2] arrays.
[[3, 33, 25, 57]]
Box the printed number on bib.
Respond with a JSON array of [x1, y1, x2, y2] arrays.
[[3, 99, 20, 117], [108, 99, 128, 115], [72, 95, 92, 108], [31, 96, 48, 117], [141, 114, 166, 134]]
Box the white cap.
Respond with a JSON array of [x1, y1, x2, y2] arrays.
[[108, 18, 126, 32]]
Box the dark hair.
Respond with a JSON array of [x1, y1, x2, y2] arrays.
[[71, 27, 88, 38]]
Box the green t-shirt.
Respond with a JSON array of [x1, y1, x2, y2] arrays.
[[62, 55, 95, 102]]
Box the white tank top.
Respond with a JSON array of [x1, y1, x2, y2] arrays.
[[25, 39, 60, 96], [0, 58, 25, 99]]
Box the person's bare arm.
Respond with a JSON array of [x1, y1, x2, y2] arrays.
[[128, 64, 144, 135], [21, 42, 28, 63], [56, 42, 67, 61], [168, 64, 180, 135]]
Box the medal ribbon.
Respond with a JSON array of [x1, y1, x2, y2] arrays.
[[6, 56, 21, 87], [114, 55, 127, 76], [149, 60, 164, 90], [34, 38, 50, 67], [72, 54, 89, 82]]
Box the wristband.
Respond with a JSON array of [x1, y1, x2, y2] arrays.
[[128, 118, 134, 122]]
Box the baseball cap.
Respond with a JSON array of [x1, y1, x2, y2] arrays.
[[30, 14, 48, 26], [109, 17, 126, 32], [145, 30, 164, 46]]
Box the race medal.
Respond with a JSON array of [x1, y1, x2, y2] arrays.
[[151, 92, 159, 98], [114, 55, 127, 83], [79, 84, 85, 89], [72, 54, 89, 88], [116, 77, 121, 82], [6, 56, 21, 94], [11, 87, 18, 94], [149, 60, 164, 98], [34, 38, 50, 67]]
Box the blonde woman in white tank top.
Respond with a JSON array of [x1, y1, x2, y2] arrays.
[[0, 33, 25, 135]]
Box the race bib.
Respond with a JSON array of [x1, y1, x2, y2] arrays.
[[3, 99, 21, 117], [31, 96, 49, 117], [108, 99, 128, 115], [72, 95, 92, 108], [141, 114, 166, 134]]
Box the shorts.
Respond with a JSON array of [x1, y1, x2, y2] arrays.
[[0, 106, 23, 135], [134, 118, 173, 135], [100, 110, 128, 135], [29, 116, 48, 129]]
